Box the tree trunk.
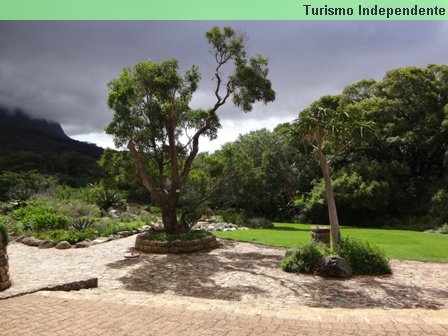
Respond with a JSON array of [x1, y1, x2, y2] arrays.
[[160, 192, 188, 234], [318, 152, 340, 248]]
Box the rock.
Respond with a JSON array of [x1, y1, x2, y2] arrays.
[[38, 240, 55, 249], [22, 236, 42, 247], [55, 241, 72, 249], [117, 231, 132, 237], [108, 209, 120, 218], [15, 235, 25, 243], [75, 240, 90, 248], [316, 256, 352, 278], [90, 237, 112, 245]]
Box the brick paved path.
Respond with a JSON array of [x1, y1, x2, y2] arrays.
[[1, 293, 447, 336], [1, 236, 448, 335]]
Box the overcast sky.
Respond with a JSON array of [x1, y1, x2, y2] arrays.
[[1, 21, 447, 152]]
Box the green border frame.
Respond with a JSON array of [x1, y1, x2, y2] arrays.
[[1, 0, 448, 20]]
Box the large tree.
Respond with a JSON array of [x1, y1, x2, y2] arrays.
[[294, 95, 374, 246], [106, 26, 275, 234]]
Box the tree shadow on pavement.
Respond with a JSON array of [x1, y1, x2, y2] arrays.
[[105, 240, 448, 308], [105, 244, 278, 301]]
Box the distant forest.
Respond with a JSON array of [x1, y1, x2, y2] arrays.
[[1, 64, 448, 230]]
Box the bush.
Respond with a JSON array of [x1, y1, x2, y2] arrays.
[[435, 223, 448, 234], [280, 242, 327, 274], [12, 205, 69, 231], [142, 230, 212, 242], [149, 206, 162, 215], [59, 199, 100, 219], [220, 210, 248, 226], [246, 217, 273, 229], [93, 218, 144, 237], [335, 236, 391, 275], [88, 185, 127, 211], [0, 170, 56, 202], [7, 186, 33, 204], [0, 220, 10, 245], [31, 228, 97, 244]]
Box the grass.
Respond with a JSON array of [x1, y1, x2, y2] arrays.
[[213, 222, 448, 262]]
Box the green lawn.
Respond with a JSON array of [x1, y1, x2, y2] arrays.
[[213, 223, 448, 262]]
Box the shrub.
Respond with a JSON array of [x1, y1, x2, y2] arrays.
[[1, 216, 21, 235], [93, 218, 144, 237], [70, 217, 95, 230], [12, 205, 69, 231], [59, 200, 100, 219], [88, 185, 127, 211], [31, 228, 97, 244], [54, 185, 80, 201], [149, 206, 162, 215], [0, 170, 56, 202], [142, 230, 212, 242], [435, 223, 448, 234], [220, 210, 247, 226], [7, 186, 33, 204], [246, 217, 273, 229], [0, 220, 10, 246], [335, 236, 391, 275], [280, 242, 327, 274]]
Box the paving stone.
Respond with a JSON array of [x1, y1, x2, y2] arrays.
[[0, 236, 447, 335]]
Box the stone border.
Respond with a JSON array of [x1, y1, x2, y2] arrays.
[[15, 228, 146, 250], [0, 232, 11, 291], [0, 277, 98, 300], [135, 234, 219, 254]]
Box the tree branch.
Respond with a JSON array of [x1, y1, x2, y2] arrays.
[[127, 140, 164, 204], [327, 139, 353, 166]]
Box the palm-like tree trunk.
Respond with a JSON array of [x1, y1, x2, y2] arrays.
[[318, 150, 340, 247]]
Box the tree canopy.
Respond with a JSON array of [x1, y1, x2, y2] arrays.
[[106, 26, 275, 233]]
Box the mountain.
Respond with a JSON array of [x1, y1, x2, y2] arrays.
[[0, 106, 104, 186], [0, 108, 69, 140]]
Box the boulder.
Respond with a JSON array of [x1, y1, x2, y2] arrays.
[[38, 240, 55, 249], [108, 209, 120, 218], [75, 240, 90, 248], [55, 241, 72, 250], [15, 235, 25, 243], [117, 231, 132, 237], [316, 256, 352, 278], [90, 237, 112, 245], [22, 236, 42, 247]]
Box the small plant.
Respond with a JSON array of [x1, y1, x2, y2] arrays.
[[7, 186, 33, 204], [31, 228, 97, 244], [0, 220, 10, 246], [88, 185, 127, 211], [149, 206, 162, 215], [70, 217, 95, 231], [280, 242, 327, 274], [142, 230, 212, 242], [335, 236, 391, 275]]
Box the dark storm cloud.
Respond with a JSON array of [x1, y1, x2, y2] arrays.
[[0, 21, 447, 137]]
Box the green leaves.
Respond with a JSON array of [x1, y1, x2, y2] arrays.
[[295, 94, 375, 164]]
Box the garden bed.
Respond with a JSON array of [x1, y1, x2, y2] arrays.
[[135, 230, 218, 253]]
